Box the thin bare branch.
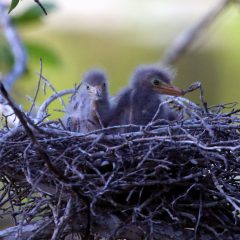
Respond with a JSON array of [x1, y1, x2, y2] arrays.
[[163, 0, 232, 65]]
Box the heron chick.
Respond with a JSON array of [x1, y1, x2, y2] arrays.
[[64, 70, 110, 133], [109, 65, 183, 131]]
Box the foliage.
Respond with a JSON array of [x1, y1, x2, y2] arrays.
[[26, 42, 61, 66], [8, 0, 53, 15], [1, 2, 59, 78], [12, 3, 56, 25], [8, 0, 19, 14]]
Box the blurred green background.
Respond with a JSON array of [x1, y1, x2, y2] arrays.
[[1, 0, 240, 120], [1, 0, 240, 230]]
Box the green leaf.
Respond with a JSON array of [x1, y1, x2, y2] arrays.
[[26, 42, 61, 67], [12, 3, 56, 25], [8, 0, 20, 14]]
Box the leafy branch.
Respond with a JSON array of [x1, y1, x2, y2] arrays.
[[8, 0, 48, 15]]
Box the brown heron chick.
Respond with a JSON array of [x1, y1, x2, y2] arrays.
[[64, 70, 110, 133], [109, 65, 183, 130]]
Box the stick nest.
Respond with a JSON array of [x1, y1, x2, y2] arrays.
[[1, 94, 240, 239]]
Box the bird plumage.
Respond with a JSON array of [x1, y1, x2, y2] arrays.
[[108, 64, 183, 132], [64, 70, 111, 133]]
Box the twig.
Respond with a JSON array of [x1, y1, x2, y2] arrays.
[[36, 73, 67, 107], [182, 81, 208, 113], [36, 89, 75, 121], [0, 220, 52, 240], [194, 192, 203, 239], [29, 59, 43, 116], [51, 197, 72, 240], [0, 82, 72, 186], [1, 75, 240, 239]]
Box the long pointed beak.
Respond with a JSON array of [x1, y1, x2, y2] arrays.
[[155, 83, 183, 96]]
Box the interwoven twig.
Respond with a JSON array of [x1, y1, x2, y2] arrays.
[[0, 85, 240, 239]]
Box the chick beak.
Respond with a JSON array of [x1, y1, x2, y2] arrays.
[[94, 87, 102, 99], [155, 82, 183, 96]]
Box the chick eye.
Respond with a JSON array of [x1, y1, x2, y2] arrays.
[[102, 83, 106, 88], [152, 78, 161, 86], [86, 85, 90, 90]]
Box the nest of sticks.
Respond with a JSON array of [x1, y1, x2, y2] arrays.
[[0, 81, 240, 240]]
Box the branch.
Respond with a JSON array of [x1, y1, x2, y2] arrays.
[[0, 82, 73, 186], [28, 59, 43, 116], [0, 220, 53, 240], [163, 0, 232, 65], [36, 89, 75, 121], [0, 3, 27, 93]]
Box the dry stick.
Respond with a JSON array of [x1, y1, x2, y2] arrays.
[[26, 220, 53, 240], [36, 73, 66, 107], [0, 83, 92, 239], [0, 3, 27, 94], [0, 83, 88, 199], [146, 98, 173, 129], [29, 59, 43, 116], [183, 81, 209, 113], [50, 197, 72, 240], [163, 0, 232, 65], [0, 83, 65, 181], [194, 192, 203, 240], [212, 174, 240, 213], [36, 89, 75, 121], [199, 82, 209, 114], [0, 220, 52, 240]]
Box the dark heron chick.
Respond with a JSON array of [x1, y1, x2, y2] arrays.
[[108, 65, 183, 132], [64, 70, 110, 133]]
